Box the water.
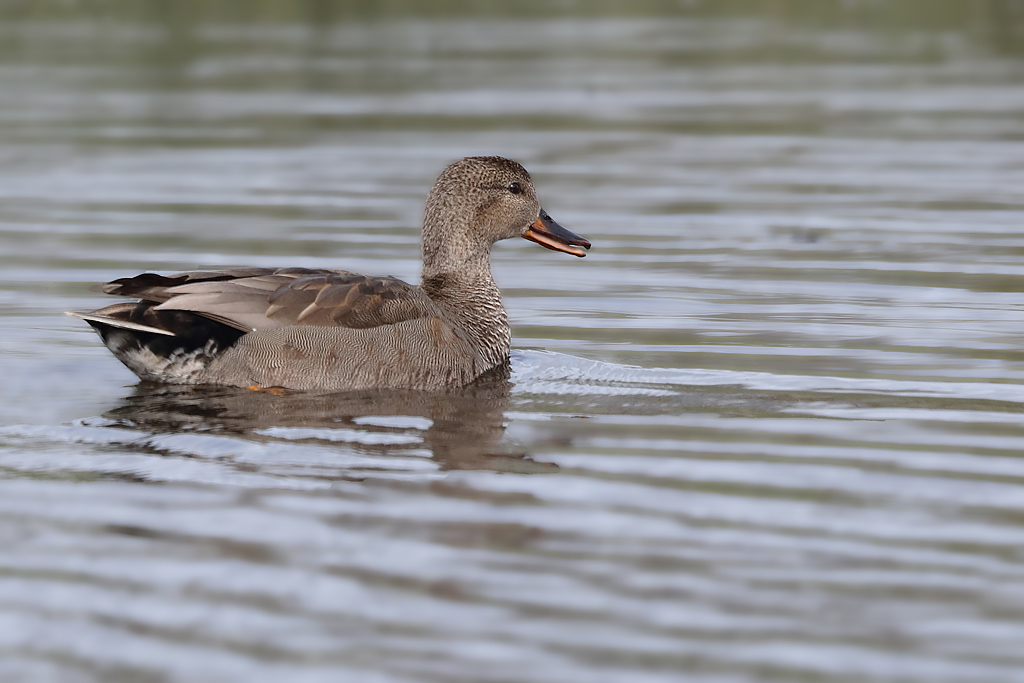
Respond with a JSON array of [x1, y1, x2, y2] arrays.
[[4, 3, 1024, 681]]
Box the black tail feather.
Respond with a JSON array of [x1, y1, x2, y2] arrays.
[[79, 302, 248, 383]]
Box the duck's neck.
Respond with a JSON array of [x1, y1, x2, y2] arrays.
[[421, 251, 510, 369]]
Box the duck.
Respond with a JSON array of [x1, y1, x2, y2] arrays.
[[68, 156, 591, 392]]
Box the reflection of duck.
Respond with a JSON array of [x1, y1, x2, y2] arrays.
[[70, 156, 590, 391], [105, 369, 556, 473]]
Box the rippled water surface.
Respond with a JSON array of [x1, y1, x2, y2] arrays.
[[5, 3, 1024, 681]]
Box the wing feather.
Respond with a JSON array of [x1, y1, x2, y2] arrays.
[[104, 267, 435, 333]]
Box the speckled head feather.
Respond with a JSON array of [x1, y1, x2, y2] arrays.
[[421, 156, 541, 277]]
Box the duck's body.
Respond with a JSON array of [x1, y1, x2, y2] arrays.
[[70, 156, 590, 392], [77, 265, 506, 392]]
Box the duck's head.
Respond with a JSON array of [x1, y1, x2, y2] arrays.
[[423, 156, 590, 269]]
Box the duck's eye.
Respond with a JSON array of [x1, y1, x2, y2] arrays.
[[507, 182, 522, 195]]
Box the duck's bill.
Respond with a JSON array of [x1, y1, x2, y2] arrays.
[[523, 209, 591, 258]]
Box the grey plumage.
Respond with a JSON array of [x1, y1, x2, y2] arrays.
[[69, 156, 591, 392]]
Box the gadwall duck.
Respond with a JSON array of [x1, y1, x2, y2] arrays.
[[69, 156, 590, 391]]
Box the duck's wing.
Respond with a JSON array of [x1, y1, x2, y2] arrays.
[[101, 267, 436, 333]]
